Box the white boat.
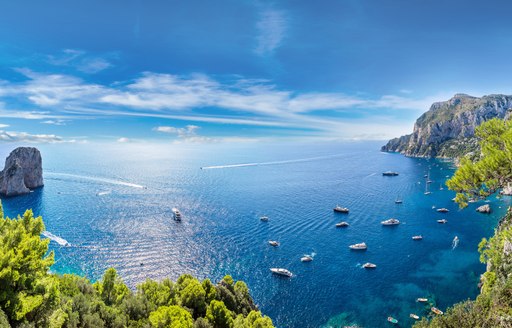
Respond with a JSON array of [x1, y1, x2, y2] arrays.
[[336, 221, 349, 227], [410, 313, 420, 320], [381, 218, 400, 226], [172, 208, 182, 221], [301, 255, 313, 262], [395, 198, 403, 204], [333, 205, 349, 213], [437, 219, 448, 224], [431, 307, 444, 315], [268, 240, 280, 247], [437, 208, 449, 213], [382, 171, 399, 176], [412, 235, 423, 240], [362, 262, 376, 269], [349, 242, 367, 250], [260, 216, 269, 222], [270, 268, 293, 277], [416, 298, 428, 302]]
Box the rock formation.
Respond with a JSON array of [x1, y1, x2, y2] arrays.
[[382, 94, 512, 158], [476, 204, 491, 214], [0, 147, 43, 196]]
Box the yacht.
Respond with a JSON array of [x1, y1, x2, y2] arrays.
[[362, 262, 377, 269], [437, 208, 449, 213], [424, 183, 432, 195], [412, 235, 423, 240], [387, 317, 398, 324], [260, 216, 269, 222], [381, 218, 400, 226], [270, 268, 293, 277], [301, 255, 313, 262], [395, 198, 403, 204], [382, 171, 399, 176], [416, 298, 428, 302], [349, 242, 367, 250], [268, 240, 280, 247], [437, 219, 448, 224], [335, 221, 349, 227], [172, 208, 182, 221], [333, 205, 349, 213], [410, 314, 420, 320], [431, 307, 444, 315]]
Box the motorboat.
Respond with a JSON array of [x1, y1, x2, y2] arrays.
[[412, 235, 423, 240], [349, 242, 367, 250], [410, 314, 420, 320], [268, 240, 280, 247], [172, 208, 182, 221], [437, 208, 449, 213], [431, 307, 444, 315], [333, 206, 349, 213], [395, 198, 403, 204], [437, 219, 448, 224], [362, 262, 376, 269], [270, 268, 292, 277], [387, 317, 398, 324], [381, 218, 400, 226], [382, 171, 399, 176], [416, 298, 428, 302], [260, 216, 269, 222], [335, 221, 349, 227], [301, 255, 313, 262]]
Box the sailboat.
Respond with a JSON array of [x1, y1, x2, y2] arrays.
[[395, 195, 403, 204], [424, 182, 431, 195]]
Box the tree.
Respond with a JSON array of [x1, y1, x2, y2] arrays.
[[206, 300, 233, 328], [149, 305, 193, 328], [95, 268, 129, 306]]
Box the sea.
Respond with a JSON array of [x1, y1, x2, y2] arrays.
[[0, 140, 508, 328]]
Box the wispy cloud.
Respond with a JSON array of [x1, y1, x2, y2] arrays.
[[41, 119, 68, 126], [255, 8, 287, 56], [117, 137, 130, 143], [0, 130, 66, 143], [46, 49, 113, 74]]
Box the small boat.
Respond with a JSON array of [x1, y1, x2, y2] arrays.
[[301, 255, 313, 262], [333, 206, 349, 213], [268, 240, 280, 247], [336, 221, 349, 227], [260, 216, 269, 222], [416, 298, 428, 302], [410, 313, 420, 320], [270, 268, 293, 277], [382, 171, 399, 176], [468, 199, 477, 203], [362, 262, 376, 269], [431, 307, 444, 315], [412, 235, 423, 240], [381, 218, 400, 226], [437, 208, 449, 213], [172, 208, 182, 221], [395, 196, 403, 204], [349, 242, 367, 250], [387, 316, 398, 324], [437, 219, 448, 224], [439, 183, 444, 190], [426, 180, 433, 184]]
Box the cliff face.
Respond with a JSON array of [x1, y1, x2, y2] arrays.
[[382, 94, 512, 157], [0, 147, 43, 196]]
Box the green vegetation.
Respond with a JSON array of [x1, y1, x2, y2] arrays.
[[0, 204, 274, 328], [447, 118, 512, 208]]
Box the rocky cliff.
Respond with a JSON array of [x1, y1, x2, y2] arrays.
[[0, 147, 43, 196], [382, 94, 512, 157]]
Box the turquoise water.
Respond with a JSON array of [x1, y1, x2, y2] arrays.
[[0, 141, 508, 328]]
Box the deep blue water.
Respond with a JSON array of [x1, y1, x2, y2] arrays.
[[0, 141, 508, 328]]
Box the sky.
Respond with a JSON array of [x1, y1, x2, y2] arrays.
[[1, 0, 512, 144]]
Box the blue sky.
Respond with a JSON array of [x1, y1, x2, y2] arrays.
[[1, 0, 512, 143]]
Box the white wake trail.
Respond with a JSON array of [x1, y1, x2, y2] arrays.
[[42, 231, 71, 247], [46, 172, 144, 189]]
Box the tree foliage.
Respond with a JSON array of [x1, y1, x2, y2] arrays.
[[0, 204, 274, 328]]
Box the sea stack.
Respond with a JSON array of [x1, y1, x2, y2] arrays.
[[0, 147, 43, 196], [476, 204, 491, 214]]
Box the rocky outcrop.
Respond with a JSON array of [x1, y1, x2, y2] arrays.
[[476, 204, 491, 214], [0, 147, 43, 196], [382, 94, 512, 158]]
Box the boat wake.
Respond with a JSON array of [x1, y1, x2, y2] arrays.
[[97, 190, 112, 196], [200, 154, 345, 170], [452, 236, 459, 250], [46, 172, 145, 189], [42, 231, 71, 247]]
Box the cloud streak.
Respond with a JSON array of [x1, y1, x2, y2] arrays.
[[255, 8, 288, 56]]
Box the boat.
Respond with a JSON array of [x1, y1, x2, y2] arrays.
[[468, 199, 477, 203], [395, 196, 403, 204], [410, 313, 420, 320], [437, 208, 449, 213], [437, 219, 448, 224], [260, 216, 269, 222], [431, 307, 444, 315], [349, 242, 367, 250], [416, 298, 428, 302], [381, 218, 400, 226], [172, 208, 182, 221], [387, 317, 398, 324], [268, 240, 280, 247], [424, 183, 432, 195], [336, 221, 349, 227], [333, 205, 349, 213], [270, 268, 293, 277], [362, 262, 376, 269], [382, 171, 399, 176], [412, 235, 423, 240], [301, 255, 313, 262], [439, 183, 444, 190]]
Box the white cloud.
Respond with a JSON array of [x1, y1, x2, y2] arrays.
[[41, 119, 67, 126], [0, 130, 66, 143], [255, 9, 287, 56], [0, 124, 9, 128], [78, 57, 112, 74], [46, 49, 112, 74], [154, 125, 200, 137], [117, 137, 130, 143]]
